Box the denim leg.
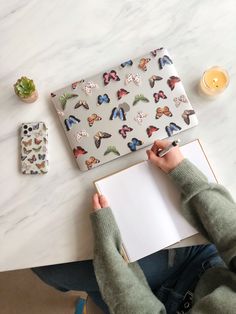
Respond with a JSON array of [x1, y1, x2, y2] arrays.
[[32, 244, 223, 314], [138, 249, 177, 290], [138, 245, 202, 291], [155, 244, 224, 314], [32, 260, 110, 314], [32, 251, 170, 313]]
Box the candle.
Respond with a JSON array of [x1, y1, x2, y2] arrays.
[[200, 66, 229, 96]]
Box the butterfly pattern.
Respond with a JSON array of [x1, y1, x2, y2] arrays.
[[149, 75, 163, 88], [94, 131, 112, 148], [21, 122, 49, 174], [158, 55, 173, 69], [146, 125, 159, 137], [71, 79, 85, 90], [74, 100, 89, 110], [34, 138, 42, 145], [182, 110, 196, 125], [76, 130, 89, 142], [118, 102, 130, 113], [87, 114, 102, 127], [97, 94, 110, 105], [36, 161, 45, 170], [85, 156, 100, 170], [155, 106, 173, 119], [153, 91, 167, 103], [64, 115, 80, 131], [167, 76, 181, 90], [23, 147, 32, 155], [110, 107, 126, 121], [33, 123, 40, 130], [125, 73, 141, 86], [127, 138, 143, 151], [165, 122, 182, 137], [38, 154, 46, 160], [59, 93, 78, 110], [119, 125, 133, 139], [103, 70, 120, 86], [117, 88, 129, 100], [104, 146, 120, 156], [120, 60, 133, 68], [134, 112, 148, 125], [138, 58, 151, 71], [82, 81, 98, 95], [73, 146, 88, 158], [150, 48, 163, 57], [22, 139, 32, 147], [173, 95, 188, 107], [51, 48, 198, 171], [28, 155, 36, 164], [33, 146, 42, 153], [133, 94, 149, 106]]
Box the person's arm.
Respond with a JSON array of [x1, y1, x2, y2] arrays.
[[147, 140, 236, 271], [90, 194, 166, 314], [169, 158, 236, 270]]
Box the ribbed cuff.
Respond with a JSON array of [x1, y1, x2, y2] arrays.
[[168, 159, 209, 196], [90, 207, 119, 238]]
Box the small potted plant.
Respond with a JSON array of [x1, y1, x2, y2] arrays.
[[14, 76, 38, 103]]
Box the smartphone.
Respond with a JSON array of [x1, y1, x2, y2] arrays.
[[20, 122, 49, 174]]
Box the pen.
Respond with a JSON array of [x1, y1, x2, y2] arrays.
[[157, 139, 180, 157]]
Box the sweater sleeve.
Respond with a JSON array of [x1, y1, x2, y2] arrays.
[[169, 158, 236, 271], [90, 207, 166, 314]]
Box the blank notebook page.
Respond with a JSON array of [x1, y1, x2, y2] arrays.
[[95, 140, 216, 262]]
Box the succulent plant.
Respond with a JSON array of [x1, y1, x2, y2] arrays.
[[14, 76, 36, 99]]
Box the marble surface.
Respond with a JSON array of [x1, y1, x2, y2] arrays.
[[0, 0, 236, 272]]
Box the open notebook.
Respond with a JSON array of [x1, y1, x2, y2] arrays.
[[94, 139, 217, 262]]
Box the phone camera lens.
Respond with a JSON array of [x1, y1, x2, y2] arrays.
[[28, 127, 32, 131], [24, 125, 28, 129], [24, 130, 28, 135]]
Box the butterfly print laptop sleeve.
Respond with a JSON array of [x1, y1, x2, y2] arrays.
[[50, 48, 198, 171]]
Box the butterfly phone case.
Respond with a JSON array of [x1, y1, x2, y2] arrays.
[[20, 122, 49, 174], [50, 47, 198, 171]]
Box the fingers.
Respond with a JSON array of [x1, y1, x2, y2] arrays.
[[147, 140, 170, 160], [99, 195, 109, 208], [146, 149, 154, 160], [92, 193, 109, 212], [93, 193, 101, 210], [152, 139, 171, 152], [146, 149, 163, 167], [147, 139, 184, 174]]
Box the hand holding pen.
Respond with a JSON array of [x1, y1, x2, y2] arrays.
[[158, 139, 180, 157], [146, 139, 184, 173]]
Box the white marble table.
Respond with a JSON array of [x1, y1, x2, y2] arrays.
[[1, 0, 236, 272]]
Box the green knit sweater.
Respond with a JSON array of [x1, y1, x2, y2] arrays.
[[90, 159, 236, 314]]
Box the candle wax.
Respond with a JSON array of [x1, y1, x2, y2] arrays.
[[203, 70, 228, 90]]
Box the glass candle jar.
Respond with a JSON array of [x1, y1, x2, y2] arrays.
[[200, 66, 229, 96]]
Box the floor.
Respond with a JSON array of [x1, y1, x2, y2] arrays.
[[0, 268, 103, 314]]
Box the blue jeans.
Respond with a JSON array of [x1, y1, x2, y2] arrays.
[[32, 244, 224, 314]]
